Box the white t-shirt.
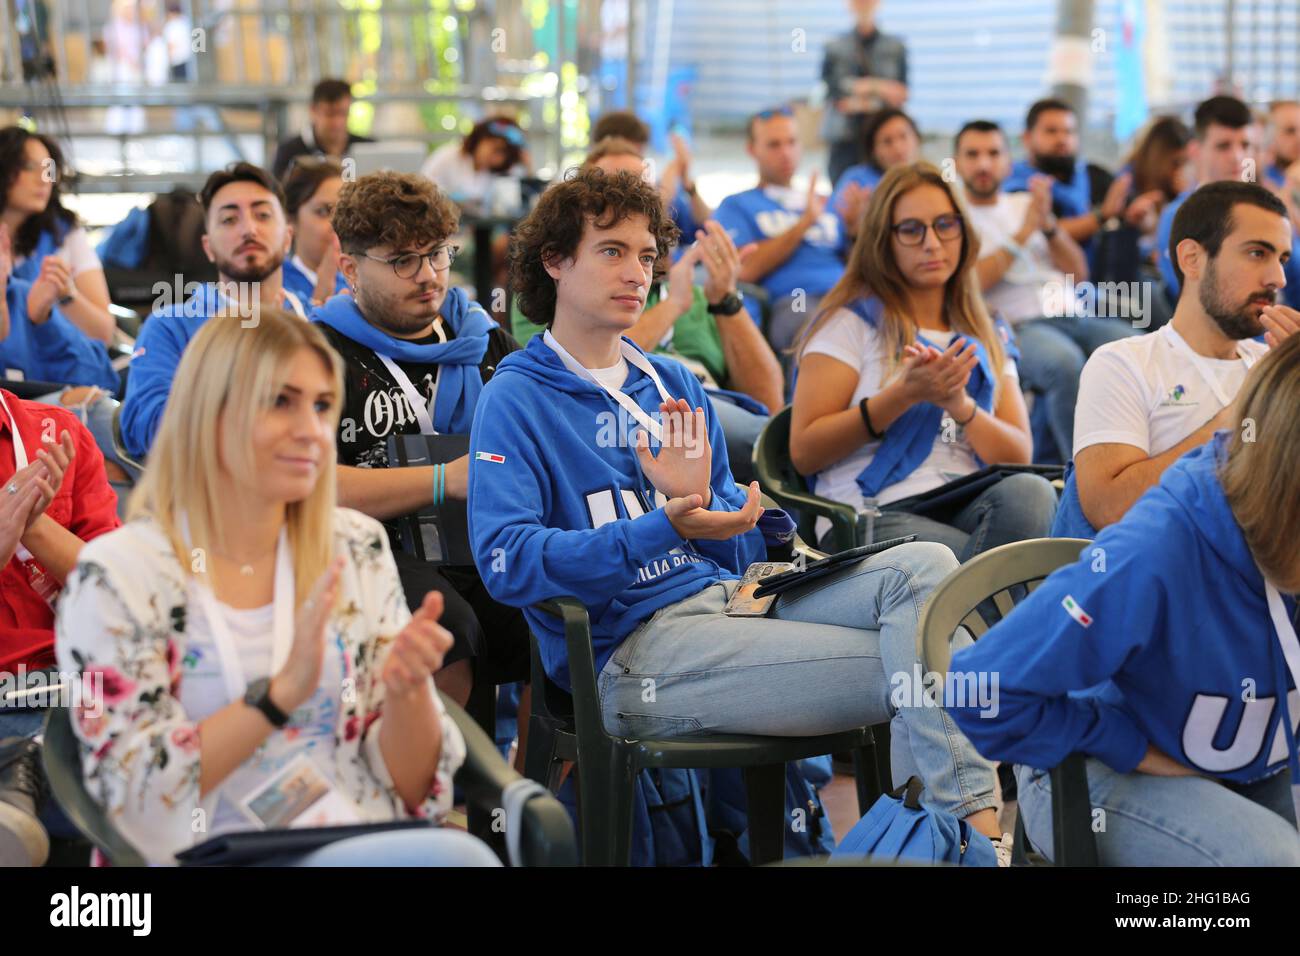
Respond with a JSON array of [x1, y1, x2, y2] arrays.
[[421, 142, 493, 204], [13, 226, 102, 277], [964, 192, 1062, 325], [178, 595, 347, 837], [1072, 323, 1268, 459], [802, 307, 1019, 531]]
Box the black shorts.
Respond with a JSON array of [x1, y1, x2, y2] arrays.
[[393, 552, 531, 685]]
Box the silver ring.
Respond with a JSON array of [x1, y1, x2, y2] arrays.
[[5, 484, 16, 496]]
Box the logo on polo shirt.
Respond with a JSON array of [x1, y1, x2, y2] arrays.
[[1160, 384, 1194, 406]]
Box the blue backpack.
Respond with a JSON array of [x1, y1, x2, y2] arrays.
[[833, 776, 997, 866]]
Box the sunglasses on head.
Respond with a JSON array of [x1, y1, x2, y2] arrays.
[[753, 106, 794, 122], [487, 122, 526, 148]]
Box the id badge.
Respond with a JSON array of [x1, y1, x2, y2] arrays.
[[239, 755, 364, 829], [723, 561, 796, 617]]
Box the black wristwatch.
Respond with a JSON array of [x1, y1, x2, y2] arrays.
[[706, 291, 744, 316], [244, 677, 290, 728]]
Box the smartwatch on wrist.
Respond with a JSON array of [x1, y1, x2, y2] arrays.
[[244, 677, 290, 728], [706, 291, 744, 316]]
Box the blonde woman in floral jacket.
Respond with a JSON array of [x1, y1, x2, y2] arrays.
[[55, 308, 498, 866]]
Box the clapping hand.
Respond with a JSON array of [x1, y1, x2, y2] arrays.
[[382, 590, 454, 700], [635, 397, 713, 504], [663, 479, 764, 542], [899, 338, 978, 409]]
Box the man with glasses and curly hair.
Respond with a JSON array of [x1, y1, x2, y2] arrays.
[[313, 171, 531, 715]]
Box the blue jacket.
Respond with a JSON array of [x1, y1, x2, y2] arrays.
[[467, 334, 764, 691], [282, 257, 347, 306], [1157, 189, 1300, 308], [121, 283, 304, 458], [4, 225, 119, 391], [1049, 463, 1098, 539], [949, 434, 1298, 783]]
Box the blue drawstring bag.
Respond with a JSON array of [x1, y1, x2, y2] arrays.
[[833, 776, 997, 866]]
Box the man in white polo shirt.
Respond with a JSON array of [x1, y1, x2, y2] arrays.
[[1053, 180, 1300, 536]]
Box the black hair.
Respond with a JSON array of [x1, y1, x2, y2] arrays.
[[311, 79, 353, 106], [1169, 180, 1287, 288], [199, 162, 286, 218], [954, 119, 1005, 153], [1193, 95, 1254, 138], [860, 108, 919, 171], [1025, 98, 1075, 132], [0, 126, 77, 258]]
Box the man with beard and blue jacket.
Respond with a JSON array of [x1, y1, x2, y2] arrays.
[[948, 334, 1300, 866], [466, 166, 1014, 854], [120, 163, 306, 460], [314, 170, 530, 713]]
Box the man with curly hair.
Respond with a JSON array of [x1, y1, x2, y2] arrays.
[[313, 170, 530, 713], [467, 167, 1007, 852]]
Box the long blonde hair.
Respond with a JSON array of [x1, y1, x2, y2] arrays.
[[1220, 334, 1300, 592], [128, 308, 344, 606], [796, 161, 1005, 394]]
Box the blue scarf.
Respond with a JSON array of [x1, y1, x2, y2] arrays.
[[850, 297, 1012, 499], [11, 221, 68, 284], [313, 287, 494, 434]]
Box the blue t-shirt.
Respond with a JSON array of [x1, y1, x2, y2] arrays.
[[1157, 188, 1300, 308], [713, 185, 847, 300], [1004, 157, 1093, 219]]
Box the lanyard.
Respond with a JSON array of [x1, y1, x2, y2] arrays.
[[1262, 574, 1300, 831], [543, 331, 674, 441], [214, 286, 307, 320], [189, 523, 296, 701], [1165, 327, 1255, 409], [376, 354, 439, 436]]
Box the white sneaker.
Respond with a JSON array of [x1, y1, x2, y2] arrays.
[[992, 832, 1013, 867]]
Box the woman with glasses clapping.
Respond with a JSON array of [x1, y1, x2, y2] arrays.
[[788, 161, 1056, 559]]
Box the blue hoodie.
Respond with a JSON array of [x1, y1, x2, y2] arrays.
[[467, 334, 765, 691], [121, 283, 304, 459], [949, 434, 1298, 783], [3, 225, 119, 391]]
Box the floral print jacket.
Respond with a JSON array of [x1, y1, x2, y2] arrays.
[[54, 507, 465, 865]]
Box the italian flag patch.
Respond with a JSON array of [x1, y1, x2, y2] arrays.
[[1061, 594, 1093, 627], [475, 452, 506, 464]]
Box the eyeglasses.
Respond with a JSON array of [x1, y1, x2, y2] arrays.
[[362, 245, 459, 279], [890, 214, 964, 246], [753, 106, 794, 122]]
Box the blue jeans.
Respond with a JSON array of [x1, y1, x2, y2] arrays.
[[598, 542, 997, 819], [843, 472, 1058, 563], [279, 828, 502, 867], [1016, 317, 1139, 462], [1016, 761, 1300, 866], [710, 398, 767, 486]]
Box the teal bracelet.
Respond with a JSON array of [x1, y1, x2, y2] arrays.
[[432, 463, 444, 506]]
